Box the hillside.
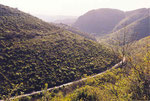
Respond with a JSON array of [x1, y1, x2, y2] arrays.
[[0, 4, 119, 98], [35, 31, 150, 101], [113, 8, 150, 31], [47, 60, 149, 101], [54, 23, 96, 41], [73, 8, 125, 36], [129, 36, 150, 58], [100, 16, 150, 45], [35, 34, 150, 100]]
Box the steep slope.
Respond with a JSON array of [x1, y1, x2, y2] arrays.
[[113, 8, 150, 31], [41, 36, 150, 101], [100, 16, 150, 45], [129, 36, 150, 57], [0, 4, 119, 97], [73, 8, 125, 36]]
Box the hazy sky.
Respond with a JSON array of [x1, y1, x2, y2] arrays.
[[0, 0, 150, 16]]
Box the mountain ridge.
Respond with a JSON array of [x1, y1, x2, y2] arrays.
[[73, 8, 125, 36], [99, 15, 150, 45], [73, 8, 150, 38]]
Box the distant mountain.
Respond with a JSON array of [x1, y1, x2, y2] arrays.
[[100, 16, 150, 45], [0, 4, 119, 97], [73, 8, 150, 38], [73, 8, 125, 36], [34, 14, 77, 24], [113, 8, 150, 31]]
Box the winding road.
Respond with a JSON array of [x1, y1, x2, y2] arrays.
[[1, 57, 126, 101]]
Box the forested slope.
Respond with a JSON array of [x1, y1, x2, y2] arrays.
[[43, 37, 150, 101], [0, 4, 119, 98], [54, 23, 96, 41]]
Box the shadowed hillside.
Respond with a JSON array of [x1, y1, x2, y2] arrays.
[[113, 8, 150, 31], [100, 16, 150, 45], [73, 8, 125, 36]]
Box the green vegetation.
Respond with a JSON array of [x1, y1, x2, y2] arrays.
[[0, 4, 119, 99], [34, 31, 150, 101], [54, 23, 96, 41], [40, 53, 150, 101], [0, 4, 149, 101], [129, 36, 150, 55]]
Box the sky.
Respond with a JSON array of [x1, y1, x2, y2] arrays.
[[0, 0, 150, 16]]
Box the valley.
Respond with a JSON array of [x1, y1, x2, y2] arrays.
[[0, 2, 149, 101]]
